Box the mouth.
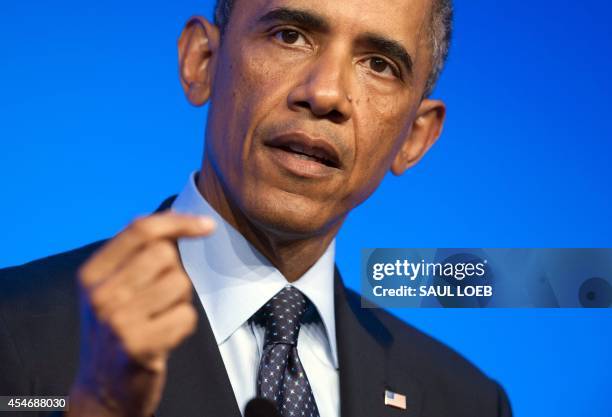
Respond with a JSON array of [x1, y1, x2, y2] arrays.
[[264, 132, 341, 169]]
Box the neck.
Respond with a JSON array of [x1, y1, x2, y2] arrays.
[[197, 155, 342, 282]]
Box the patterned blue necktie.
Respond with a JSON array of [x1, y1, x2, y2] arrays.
[[254, 285, 320, 417]]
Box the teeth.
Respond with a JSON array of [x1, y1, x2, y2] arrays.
[[294, 153, 318, 162], [286, 143, 330, 163], [288, 143, 306, 154]]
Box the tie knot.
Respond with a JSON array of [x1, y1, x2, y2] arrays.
[[257, 286, 310, 346]]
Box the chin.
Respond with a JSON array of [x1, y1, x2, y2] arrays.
[[242, 188, 335, 238]]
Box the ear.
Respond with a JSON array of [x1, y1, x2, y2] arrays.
[[178, 16, 220, 106], [390, 98, 446, 175]]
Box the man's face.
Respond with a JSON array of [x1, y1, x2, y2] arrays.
[[203, 0, 436, 236]]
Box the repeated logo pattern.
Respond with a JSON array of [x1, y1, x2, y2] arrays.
[[254, 285, 320, 417]]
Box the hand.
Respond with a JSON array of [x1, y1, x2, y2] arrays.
[[67, 212, 215, 417]]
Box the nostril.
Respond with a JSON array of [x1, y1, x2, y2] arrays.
[[292, 100, 346, 123], [295, 101, 311, 110], [326, 109, 344, 123]]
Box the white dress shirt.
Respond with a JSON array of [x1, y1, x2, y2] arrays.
[[171, 171, 339, 417]]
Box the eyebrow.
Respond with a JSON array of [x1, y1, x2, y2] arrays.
[[257, 7, 414, 79], [257, 7, 330, 33], [357, 32, 414, 79]]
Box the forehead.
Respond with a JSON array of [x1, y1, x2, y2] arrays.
[[235, 0, 432, 53]]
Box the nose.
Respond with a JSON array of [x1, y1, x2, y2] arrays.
[[287, 48, 354, 123]]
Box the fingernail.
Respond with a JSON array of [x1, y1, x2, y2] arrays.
[[198, 216, 216, 230]]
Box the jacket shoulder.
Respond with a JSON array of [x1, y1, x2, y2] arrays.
[[0, 240, 108, 395], [0, 240, 107, 311]]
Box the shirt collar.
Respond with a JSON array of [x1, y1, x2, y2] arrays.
[[171, 171, 338, 367]]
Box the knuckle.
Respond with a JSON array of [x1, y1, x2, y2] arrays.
[[89, 289, 106, 311], [186, 305, 197, 325], [179, 304, 198, 329], [184, 306, 198, 333], [153, 241, 177, 263], [177, 273, 192, 294], [167, 307, 197, 347], [121, 333, 142, 356], [107, 311, 126, 332], [128, 216, 152, 240], [123, 332, 158, 363], [131, 214, 148, 227], [77, 262, 95, 286]]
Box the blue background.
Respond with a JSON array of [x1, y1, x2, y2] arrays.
[[1, 1, 610, 415]]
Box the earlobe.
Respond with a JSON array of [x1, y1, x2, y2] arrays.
[[178, 16, 220, 107], [390, 99, 446, 175]]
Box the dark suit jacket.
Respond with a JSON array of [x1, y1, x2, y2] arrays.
[[0, 196, 512, 417]]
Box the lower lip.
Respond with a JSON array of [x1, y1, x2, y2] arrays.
[[265, 146, 340, 179]]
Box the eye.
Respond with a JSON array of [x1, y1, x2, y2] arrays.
[[366, 57, 399, 78], [273, 29, 308, 47]]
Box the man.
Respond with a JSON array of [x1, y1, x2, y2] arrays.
[[0, 0, 512, 416]]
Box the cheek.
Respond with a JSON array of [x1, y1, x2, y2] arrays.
[[227, 43, 290, 109], [355, 92, 408, 160], [354, 74, 410, 153], [344, 92, 411, 201], [219, 43, 294, 134], [208, 47, 283, 166]]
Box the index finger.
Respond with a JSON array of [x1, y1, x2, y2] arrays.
[[79, 211, 215, 288]]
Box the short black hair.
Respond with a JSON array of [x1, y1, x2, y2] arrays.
[[214, 0, 453, 97]]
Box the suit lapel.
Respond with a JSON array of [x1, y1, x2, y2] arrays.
[[153, 195, 241, 417], [334, 267, 423, 417], [154, 286, 242, 417]]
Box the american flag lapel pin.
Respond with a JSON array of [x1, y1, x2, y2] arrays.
[[384, 389, 407, 410]]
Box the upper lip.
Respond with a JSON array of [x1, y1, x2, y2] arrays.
[[264, 132, 342, 168]]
